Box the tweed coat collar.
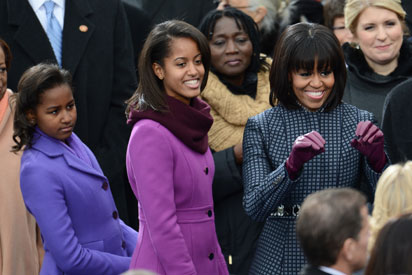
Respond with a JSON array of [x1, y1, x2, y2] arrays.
[[31, 129, 106, 179]]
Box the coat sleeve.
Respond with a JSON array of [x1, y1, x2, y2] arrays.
[[127, 123, 197, 275], [20, 157, 130, 274], [212, 147, 242, 203], [382, 95, 400, 163], [242, 116, 300, 222], [119, 219, 138, 256], [381, 86, 412, 164]]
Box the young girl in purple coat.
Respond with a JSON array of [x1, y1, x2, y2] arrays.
[[13, 63, 137, 275], [125, 20, 228, 275]]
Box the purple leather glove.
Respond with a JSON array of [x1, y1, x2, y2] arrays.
[[351, 120, 386, 172], [286, 131, 326, 180]]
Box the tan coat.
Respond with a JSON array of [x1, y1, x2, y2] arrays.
[[0, 89, 43, 275]]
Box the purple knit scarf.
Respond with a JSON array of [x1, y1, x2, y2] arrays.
[[127, 96, 213, 154]]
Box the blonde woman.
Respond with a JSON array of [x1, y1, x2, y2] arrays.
[[343, 0, 412, 125], [369, 161, 412, 251]]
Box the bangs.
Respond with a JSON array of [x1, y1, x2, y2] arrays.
[[203, 11, 248, 40], [290, 38, 339, 72], [232, 16, 248, 34]]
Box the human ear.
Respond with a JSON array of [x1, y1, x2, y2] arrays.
[[152, 63, 164, 80], [342, 238, 356, 262], [252, 6, 267, 25]]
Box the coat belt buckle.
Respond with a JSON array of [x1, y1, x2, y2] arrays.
[[292, 204, 300, 216], [270, 204, 300, 217]]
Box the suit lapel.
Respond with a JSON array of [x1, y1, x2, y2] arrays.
[[7, 0, 56, 64], [62, 0, 94, 73]]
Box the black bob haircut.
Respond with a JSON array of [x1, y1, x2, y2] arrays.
[[269, 22, 346, 111]]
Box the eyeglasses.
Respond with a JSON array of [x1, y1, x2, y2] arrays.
[[213, 0, 252, 9]]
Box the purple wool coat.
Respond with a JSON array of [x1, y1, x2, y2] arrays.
[[20, 130, 138, 275], [126, 119, 228, 275]]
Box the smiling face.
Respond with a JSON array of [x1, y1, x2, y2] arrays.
[[354, 6, 403, 72], [209, 16, 253, 86], [153, 37, 204, 105], [290, 60, 335, 111], [30, 84, 77, 141]]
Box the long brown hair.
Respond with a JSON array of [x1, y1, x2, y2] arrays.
[[126, 20, 211, 115]]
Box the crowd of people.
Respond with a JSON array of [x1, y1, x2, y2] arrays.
[[1, 0, 412, 274]]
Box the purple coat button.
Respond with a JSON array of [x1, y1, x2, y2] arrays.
[[102, 181, 108, 190]]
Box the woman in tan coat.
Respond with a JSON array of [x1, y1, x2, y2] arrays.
[[198, 8, 272, 275], [0, 38, 43, 274]]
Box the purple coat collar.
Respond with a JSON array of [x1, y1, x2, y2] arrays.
[[31, 129, 106, 180]]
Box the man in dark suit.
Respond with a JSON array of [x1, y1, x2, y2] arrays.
[[0, 0, 138, 228], [297, 188, 370, 275]]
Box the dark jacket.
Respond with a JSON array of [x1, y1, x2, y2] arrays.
[[121, 0, 151, 77], [213, 148, 264, 275], [343, 40, 412, 125], [402, 1, 412, 35], [382, 78, 412, 164], [0, 0, 138, 227], [134, 0, 215, 28]]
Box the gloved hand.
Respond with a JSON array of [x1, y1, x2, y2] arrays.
[[286, 131, 326, 180], [351, 120, 386, 172]]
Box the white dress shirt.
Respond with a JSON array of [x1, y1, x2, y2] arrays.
[[28, 0, 65, 31], [319, 266, 347, 275]]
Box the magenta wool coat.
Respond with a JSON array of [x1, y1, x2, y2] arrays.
[[126, 119, 228, 275]]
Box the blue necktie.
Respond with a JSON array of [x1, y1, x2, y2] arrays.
[[44, 1, 62, 66]]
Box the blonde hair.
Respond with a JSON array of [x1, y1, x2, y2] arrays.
[[369, 161, 412, 251], [344, 0, 406, 34]]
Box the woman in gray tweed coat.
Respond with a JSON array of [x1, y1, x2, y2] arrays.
[[242, 23, 389, 275]]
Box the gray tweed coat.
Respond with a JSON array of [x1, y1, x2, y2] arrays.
[[242, 103, 384, 274]]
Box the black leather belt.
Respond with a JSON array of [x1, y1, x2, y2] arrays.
[[270, 204, 301, 217]]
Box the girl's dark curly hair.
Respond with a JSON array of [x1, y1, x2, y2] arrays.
[[12, 63, 72, 152]]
